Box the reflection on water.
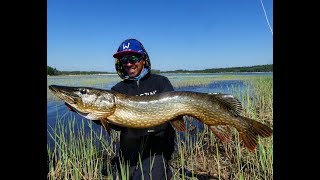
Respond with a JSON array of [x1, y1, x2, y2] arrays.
[[175, 80, 247, 94]]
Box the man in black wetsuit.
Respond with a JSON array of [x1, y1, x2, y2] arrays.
[[109, 38, 176, 179]]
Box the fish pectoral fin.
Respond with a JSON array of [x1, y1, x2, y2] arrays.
[[170, 116, 186, 132], [100, 119, 111, 136], [209, 125, 232, 143]]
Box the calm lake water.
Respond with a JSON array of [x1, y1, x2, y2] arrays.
[[47, 72, 272, 147]]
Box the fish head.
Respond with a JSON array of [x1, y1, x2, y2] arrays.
[[49, 85, 116, 120]]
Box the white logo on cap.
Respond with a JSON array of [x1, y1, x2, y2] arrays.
[[123, 42, 130, 49]]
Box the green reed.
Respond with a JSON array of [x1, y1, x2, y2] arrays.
[[170, 76, 217, 88], [47, 112, 119, 179]]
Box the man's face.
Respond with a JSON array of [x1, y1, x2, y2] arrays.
[[119, 54, 145, 78]]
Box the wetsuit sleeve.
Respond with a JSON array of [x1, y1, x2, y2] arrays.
[[109, 124, 125, 131], [92, 118, 124, 131], [92, 120, 102, 125], [159, 76, 174, 92]]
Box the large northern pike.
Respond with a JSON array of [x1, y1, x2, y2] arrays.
[[49, 85, 272, 152]]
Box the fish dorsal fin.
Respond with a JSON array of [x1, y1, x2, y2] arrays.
[[100, 119, 111, 135], [210, 93, 243, 116], [170, 116, 186, 132]]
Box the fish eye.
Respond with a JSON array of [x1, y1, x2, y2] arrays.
[[79, 88, 87, 94]]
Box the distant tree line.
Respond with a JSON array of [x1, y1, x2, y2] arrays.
[[47, 66, 113, 75], [47, 66, 61, 75], [151, 69, 160, 74], [59, 71, 114, 75], [47, 64, 272, 76], [163, 64, 272, 73]]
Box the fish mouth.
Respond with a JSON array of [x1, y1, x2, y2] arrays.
[[50, 85, 94, 118], [49, 85, 80, 104]]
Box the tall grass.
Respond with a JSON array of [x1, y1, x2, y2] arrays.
[[47, 74, 273, 179], [47, 114, 119, 179]]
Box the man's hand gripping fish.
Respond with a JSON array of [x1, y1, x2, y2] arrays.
[[49, 85, 273, 152]]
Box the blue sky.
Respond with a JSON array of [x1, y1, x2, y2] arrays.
[[47, 0, 273, 72]]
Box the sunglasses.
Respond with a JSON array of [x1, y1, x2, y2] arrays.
[[119, 55, 143, 65]]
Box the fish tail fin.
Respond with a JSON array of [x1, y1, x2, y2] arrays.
[[239, 116, 273, 152], [209, 125, 232, 143]]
